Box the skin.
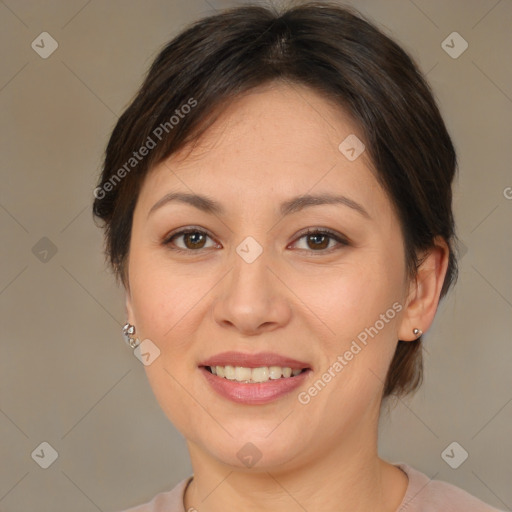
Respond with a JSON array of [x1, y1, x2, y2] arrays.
[[125, 81, 449, 512]]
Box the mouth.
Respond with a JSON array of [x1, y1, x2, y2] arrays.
[[198, 351, 312, 383], [202, 365, 309, 383], [198, 352, 312, 405]]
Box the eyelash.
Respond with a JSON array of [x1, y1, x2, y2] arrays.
[[162, 227, 349, 255]]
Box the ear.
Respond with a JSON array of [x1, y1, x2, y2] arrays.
[[398, 236, 450, 341]]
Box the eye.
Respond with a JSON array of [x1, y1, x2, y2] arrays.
[[291, 228, 349, 253], [163, 227, 349, 254], [163, 228, 218, 252]]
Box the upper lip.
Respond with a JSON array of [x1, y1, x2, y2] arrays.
[[199, 351, 311, 370]]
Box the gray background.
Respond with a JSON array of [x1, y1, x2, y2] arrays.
[[0, 0, 511, 510]]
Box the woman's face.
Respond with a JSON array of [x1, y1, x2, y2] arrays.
[[125, 82, 417, 471]]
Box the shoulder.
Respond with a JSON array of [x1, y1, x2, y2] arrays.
[[116, 476, 193, 512], [395, 462, 504, 512]]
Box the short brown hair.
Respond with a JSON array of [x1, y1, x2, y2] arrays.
[[93, 1, 459, 399]]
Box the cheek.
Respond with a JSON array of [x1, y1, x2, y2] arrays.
[[306, 252, 403, 339], [127, 249, 208, 431], [129, 244, 199, 329], [303, 248, 405, 394]]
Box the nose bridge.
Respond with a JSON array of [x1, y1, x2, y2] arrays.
[[230, 234, 274, 304], [212, 232, 290, 333]]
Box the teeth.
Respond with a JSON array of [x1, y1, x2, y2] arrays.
[[269, 366, 282, 379], [224, 365, 236, 380], [209, 365, 304, 383], [235, 366, 252, 381], [251, 367, 269, 382]]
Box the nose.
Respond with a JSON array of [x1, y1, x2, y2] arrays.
[[212, 245, 292, 336]]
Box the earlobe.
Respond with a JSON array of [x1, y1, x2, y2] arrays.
[[398, 237, 450, 341]]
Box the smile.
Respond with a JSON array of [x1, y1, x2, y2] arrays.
[[205, 365, 306, 383], [198, 351, 312, 404]]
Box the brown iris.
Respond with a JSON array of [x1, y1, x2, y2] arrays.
[[306, 233, 329, 250], [182, 231, 207, 250]]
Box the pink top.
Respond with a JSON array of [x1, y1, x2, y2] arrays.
[[119, 462, 503, 511]]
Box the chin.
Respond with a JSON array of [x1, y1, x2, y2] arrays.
[[190, 424, 308, 471]]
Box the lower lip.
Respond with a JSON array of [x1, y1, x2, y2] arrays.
[[200, 367, 311, 405]]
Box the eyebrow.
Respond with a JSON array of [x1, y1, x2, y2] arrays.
[[147, 191, 370, 219]]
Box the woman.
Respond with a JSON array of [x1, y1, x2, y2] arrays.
[[93, 2, 502, 510]]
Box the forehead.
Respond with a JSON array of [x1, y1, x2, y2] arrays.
[[136, 82, 387, 219], [169, 82, 364, 167]]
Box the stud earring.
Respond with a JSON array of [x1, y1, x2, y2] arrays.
[[412, 328, 423, 338], [122, 322, 140, 349]]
